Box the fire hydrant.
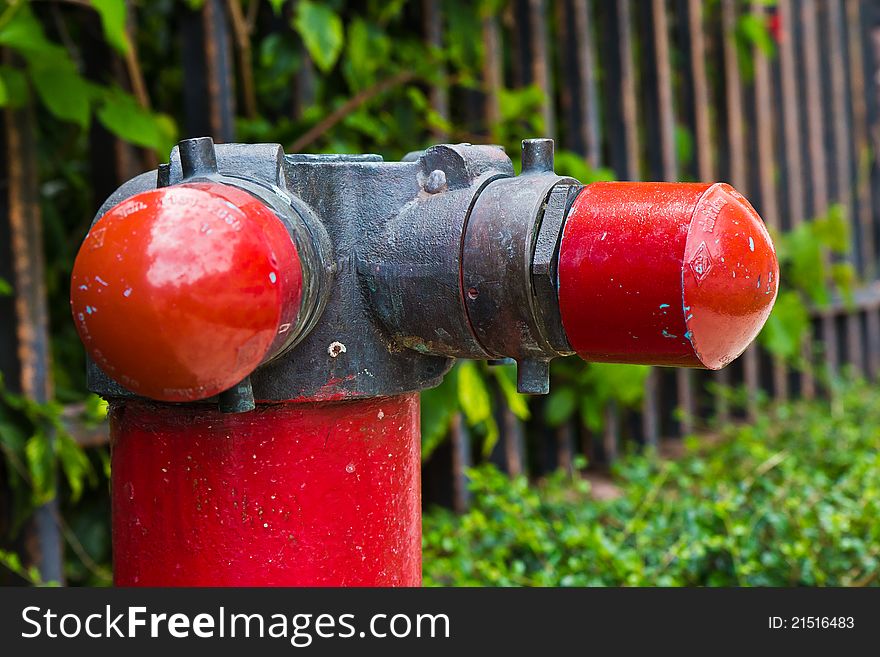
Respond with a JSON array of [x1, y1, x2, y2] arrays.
[[70, 137, 778, 586]]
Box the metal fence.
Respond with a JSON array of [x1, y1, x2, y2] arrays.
[[421, 0, 880, 509], [4, 1, 880, 518]]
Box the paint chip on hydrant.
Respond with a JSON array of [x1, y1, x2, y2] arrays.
[[328, 341, 347, 358]]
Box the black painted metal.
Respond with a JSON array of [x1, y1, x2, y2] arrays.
[[462, 162, 577, 392]]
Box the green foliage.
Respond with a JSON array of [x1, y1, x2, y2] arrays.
[[457, 360, 499, 455], [737, 14, 775, 57], [29, 59, 91, 127], [0, 1, 176, 155], [294, 1, 345, 74], [424, 378, 880, 586], [546, 358, 650, 433], [96, 87, 176, 156], [421, 369, 459, 461], [733, 8, 776, 81], [553, 150, 615, 184], [759, 204, 855, 362], [492, 364, 530, 421], [0, 548, 50, 585], [0, 65, 26, 106], [421, 361, 530, 461], [91, 0, 131, 55], [0, 375, 95, 529], [543, 387, 575, 427], [267, 0, 287, 16], [759, 290, 809, 361]]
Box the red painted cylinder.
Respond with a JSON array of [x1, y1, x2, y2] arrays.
[[557, 182, 778, 369], [111, 394, 421, 586], [70, 183, 303, 402]]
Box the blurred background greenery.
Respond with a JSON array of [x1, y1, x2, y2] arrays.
[[0, 0, 877, 586]]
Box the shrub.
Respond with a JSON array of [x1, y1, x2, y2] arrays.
[[423, 379, 880, 586]]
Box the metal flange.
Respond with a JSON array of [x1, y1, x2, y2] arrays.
[[461, 139, 577, 393]]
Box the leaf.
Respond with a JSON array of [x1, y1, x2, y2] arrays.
[[91, 0, 131, 55], [579, 395, 604, 433], [96, 88, 177, 156], [25, 432, 55, 504], [344, 18, 391, 90], [0, 276, 13, 297], [268, 0, 288, 15], [457, 361, 498, 453], [56, 433, 93, 503], [0, 4, 62, 60], [0, 66, 27, 107], [29, 61, 92, 128], [421, 374, 459, 462], [84, 393, 109, 425], [758, 290, 810, 361], [585, 363, 650, 408], [675, 124, 693, 170], [446, 4, 482, 73], [813, 204, 850, 254], [376, 0, 408, 24], [737, 13, 775, 57], [0, 548, 43, 585], [831, 262, 857, 307], [457, 361, 492, 427], [293, 1, 344, 74], [783, 223, 828, 306], [493, 364, 530, 421], [544, 387, 576, 426], [554, 150, 616, 184]]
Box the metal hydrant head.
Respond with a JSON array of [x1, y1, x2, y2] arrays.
[[70, 137, 779, 409]]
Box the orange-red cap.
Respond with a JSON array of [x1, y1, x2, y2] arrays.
[[70, 183, 303, 401], [557, 182, 778, 369]]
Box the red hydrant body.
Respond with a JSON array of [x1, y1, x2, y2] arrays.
[[111, 395, 421, 586]]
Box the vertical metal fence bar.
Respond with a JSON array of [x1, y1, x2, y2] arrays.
[[778, 0, 815, 398], [848, 0, 877, 281], [528, 0, 555, 138], [573, 0, 601, 166], [722, 0, 759, 417], [688, 0, 712, 183], [422, 0, 449, 141], [829, 0, 865, 377], [204, 0, 236, 141], [651, 0, 676, 179], [555, 421, 575, 476], [449, 413, 472, 513], [803, 0, 839, 380], [849, 0, 880, 379], [555, 0, 575, 150], [752, 1, 789, 400], [721, 0, 746, 204], [603, 401, 620, 462], [502, 405, 526, 477], [482, 12, 503, 137], [2, 76, 64, 583], [181, 0, 236, 140], [616, 0, 639, 180]]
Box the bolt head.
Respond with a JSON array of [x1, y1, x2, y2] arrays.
[[425, 169, 448, 194]]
